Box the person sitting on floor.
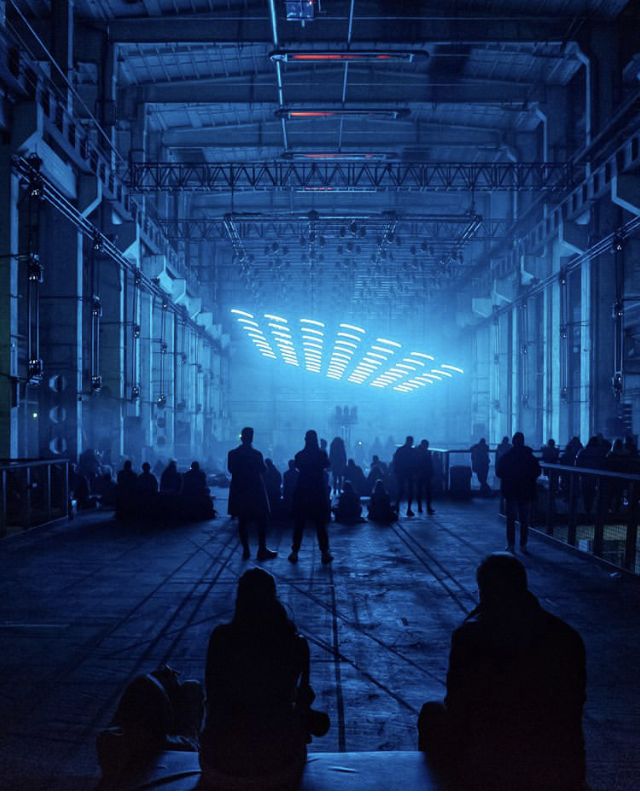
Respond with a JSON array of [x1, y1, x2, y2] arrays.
[[182, 462, 215, 520], [137, 462, 159, 497], [200, 568, 329, 789], [160, 460, 182, 493], [333, 480, 366, 525], [367, 479, 398, 525], [418, 552, 586, 790]]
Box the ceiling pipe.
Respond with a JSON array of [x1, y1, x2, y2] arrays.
[[267, 0, 289, 151]]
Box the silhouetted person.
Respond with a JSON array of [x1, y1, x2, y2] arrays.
[[560, 436, 583, 466], [606, 438, 629, 512], [152, 459, 165, 479], [264, 458, 283, 514], [541, 438, 559, 464], [160, 460, 182, 493], [368, 480, 398, 525], [70, 463, 91, 509], [393, 436, 416, 516], [333, 481, 365, 524], [182, 461, 206, 496], [366, 454, 386, 493], [78, 447, 101, 487], [95, 466, 117, 507], [415, 439, 435, 515], [200, 568, 328, 788], [282, 459, 298, 519], [418, 553, 586, 790], [470, 437, 491, 494], [116, 460, 137, 519], [344, 457, 367, 496], [137, 462, 158, 497], [576, 436, 607, 514], [495, 432, 541, 552], [329, 437, 347, 495], [289, 430, 333, 564], [227, 428, 277, 561], [495, 436, 511, 470]]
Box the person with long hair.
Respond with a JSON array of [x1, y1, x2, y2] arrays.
[[199, 568, 327, 788], [289, 430, 333, 564]]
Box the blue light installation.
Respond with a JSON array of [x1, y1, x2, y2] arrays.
[[230, 310, 465, 394]]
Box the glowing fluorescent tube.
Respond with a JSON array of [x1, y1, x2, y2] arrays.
[[268, 323, 291, 332], [337, 332, 361, 341], [299, 318, 324, 327], [264, 314, 288, 322], [238, 319, 259, 327], [403, 359, 426, 367], [376, 338, 401, 347], [441, 364, 464, 373], [231, 309, 254, 317], [371, 346, 394, 354], [431, 369, 453, 378], [339, 323, 366, 334], [301, 328, 324, 335], [333, 340, 358, 348], [411, 352, 435, 360]]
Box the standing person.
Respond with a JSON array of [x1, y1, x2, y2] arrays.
[[418, 553, 586, 790], [495, 432, 541, 553], [227, 428, 277, 562], [116, 460, 137, 519], [393, 436, 417, 517], [415, 439, 435, 515], [328, 437, 347, 496], [495, 436, 511, 469], [137, 462, 159, 496], [281, 460, 299, 520], [288, 430, 333, 564], [470, 438, 491, 495]]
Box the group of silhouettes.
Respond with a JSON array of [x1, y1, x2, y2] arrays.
[[226, 428, 439, 564], [99, 553, 587, 791], [114, 459, 215, 523]]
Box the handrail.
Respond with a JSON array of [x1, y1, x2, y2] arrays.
[[541, 462, 640, 481]]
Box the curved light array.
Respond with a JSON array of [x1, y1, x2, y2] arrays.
[[231, 310, 464, 394]]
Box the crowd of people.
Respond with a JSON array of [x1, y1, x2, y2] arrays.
[[99, 554, 587, 791]]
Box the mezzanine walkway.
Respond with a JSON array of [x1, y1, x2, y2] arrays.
[[0, 494, 638, 789]]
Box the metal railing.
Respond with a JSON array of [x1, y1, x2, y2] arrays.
[[532, 463, 640, 575], [0, 459, 71, 537]]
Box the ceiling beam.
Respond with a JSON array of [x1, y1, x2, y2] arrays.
[[105, 15, 585, 45], [120, 77, 540, 106]]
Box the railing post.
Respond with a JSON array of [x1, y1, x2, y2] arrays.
[[23, 466, 31, 530], [545, 465, 554, 535], [625, 482, 638, 572], [0, 469, 6, 538], [567, 470, 577, 547], [593, 475, 605, 558]]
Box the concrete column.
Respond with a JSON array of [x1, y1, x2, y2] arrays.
[[95, 252, 125, 462], [137, 289, 153, 463], [0, 147, 20, 458], [37, 206, 84, 461], [50, 0, 74, 109]]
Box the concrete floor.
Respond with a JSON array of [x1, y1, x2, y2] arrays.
[[1, 493, 639, 790]]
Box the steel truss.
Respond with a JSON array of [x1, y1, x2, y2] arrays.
[[125, 161, 581, 193], [158, 214, 512, 242]]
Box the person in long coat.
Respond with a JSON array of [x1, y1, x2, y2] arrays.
[[288, 430, 333, 564], [228, 427, 277, 561]]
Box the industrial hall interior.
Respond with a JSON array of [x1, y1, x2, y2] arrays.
[[2, 0, 640, 791]]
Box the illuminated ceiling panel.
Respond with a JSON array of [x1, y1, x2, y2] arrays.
[[231, 309, 464, 394]]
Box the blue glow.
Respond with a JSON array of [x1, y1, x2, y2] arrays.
[[231, 309, 465, 395]]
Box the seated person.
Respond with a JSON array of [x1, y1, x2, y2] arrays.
[[182, 461, 208, 497], [97, 664, 203, 788], [160, 460, 182, 493], [366, 455, 387, 493], [418, 553, 586, 790], [333, 480, 365, 524], [116, 460, 137, 519], [137, 462, 159, 496], [345, 458, 367, 496], [367, 480, 398, 525], [70, 464, 93, 510], [200, 568, 328, 789]]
